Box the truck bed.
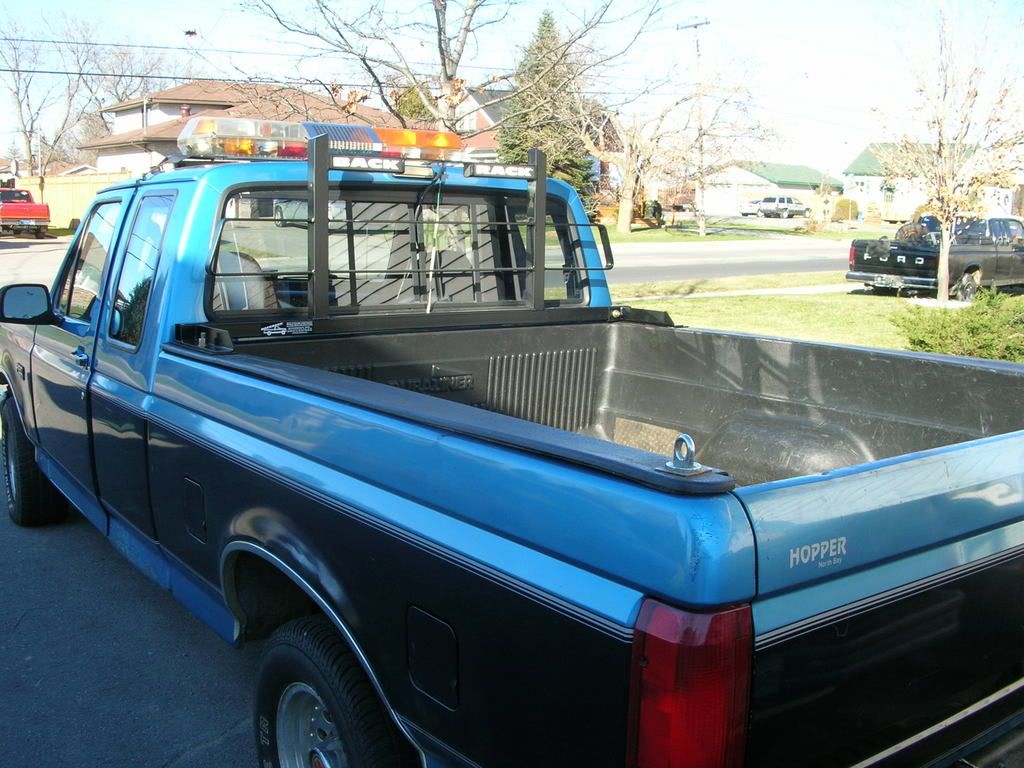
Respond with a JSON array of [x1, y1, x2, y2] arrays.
[[218, 320, 1024, 487]]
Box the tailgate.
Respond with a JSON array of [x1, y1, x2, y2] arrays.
[[737, 433, 1024, 767], [854, 238, 936, 279], [0, 203, 49, 221]]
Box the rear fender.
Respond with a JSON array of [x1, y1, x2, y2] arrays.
[[220, 540, 429, 768]]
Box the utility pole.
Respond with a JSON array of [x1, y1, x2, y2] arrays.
[[676, 19, 710, 236]]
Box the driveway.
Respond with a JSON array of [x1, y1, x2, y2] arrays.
[[0, 235, 71, 286], [0, 512, 258, 767]]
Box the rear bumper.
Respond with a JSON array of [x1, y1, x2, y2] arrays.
[[846, 271, 938, 290]]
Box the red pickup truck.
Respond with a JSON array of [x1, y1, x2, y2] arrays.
[[0, 189, 49, 238]]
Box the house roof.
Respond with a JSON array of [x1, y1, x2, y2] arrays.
[[843, 143, 900, 176], [81, 84, 407, 151], [467, 89, 510, 127], [740, 161, 844, 191], [104, 81, 274, 112]]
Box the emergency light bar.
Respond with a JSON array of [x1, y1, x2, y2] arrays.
[[177, 116, 463, 163]]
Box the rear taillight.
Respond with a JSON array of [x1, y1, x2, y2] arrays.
[[627, 599, 752, 768], [849, 244, 856, 267]]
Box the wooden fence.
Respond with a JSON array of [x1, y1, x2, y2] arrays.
[[19, 173, 134, 230]]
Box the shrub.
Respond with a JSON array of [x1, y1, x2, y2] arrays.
[[892, 290, 1024, 362], [831, 198, 859, 222]]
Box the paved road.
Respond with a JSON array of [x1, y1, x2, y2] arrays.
[[0, 234, 850, 290], [0, 236, 71, 286], [606, 237, 848, 284], [0, 513, 259, 767]]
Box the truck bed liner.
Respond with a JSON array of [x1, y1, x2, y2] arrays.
[[173, 320, 1024, 487]]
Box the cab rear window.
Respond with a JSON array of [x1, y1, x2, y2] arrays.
[[210, 187, 587, 314]]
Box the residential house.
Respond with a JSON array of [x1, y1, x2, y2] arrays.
[[844, 143, 1017, 222], [79, 81, 407, 176], [454, 89, 507, 162], [700, 162, 844, 217]]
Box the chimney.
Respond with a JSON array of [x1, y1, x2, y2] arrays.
[[180, 104, 192, 119]]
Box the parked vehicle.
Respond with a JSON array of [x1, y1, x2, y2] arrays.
[[739, 198, 764, 216], [758, 195, 809, 218], [848, 215, 1024, 300], [4, 116, 1024, 768], [0, 188, 49, 238]]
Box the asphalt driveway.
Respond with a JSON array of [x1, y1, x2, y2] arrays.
[[0, 511, 258, 767]]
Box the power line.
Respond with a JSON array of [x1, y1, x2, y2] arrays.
[[0, 35, 518, 74], [0, 67, 375, 89], [0, 64, 868, 128]]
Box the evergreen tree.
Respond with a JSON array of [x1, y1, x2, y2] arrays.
[[497, 12, 593, 191]]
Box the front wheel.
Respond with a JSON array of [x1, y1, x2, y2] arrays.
[[255, 616, 416, 768], [2, 397, 66, 526]]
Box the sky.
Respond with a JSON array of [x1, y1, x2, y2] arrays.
[[2, 0, 1022, 176]]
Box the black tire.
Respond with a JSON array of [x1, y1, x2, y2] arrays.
[[2, 397, 66, 526], [953, 271, 982, 302], [255, 615, 416, 768]]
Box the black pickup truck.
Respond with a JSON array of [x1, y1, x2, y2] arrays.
[[848, 216, 1024, 300]]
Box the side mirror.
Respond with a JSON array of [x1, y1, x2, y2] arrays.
[[0, 284, 54, 324]]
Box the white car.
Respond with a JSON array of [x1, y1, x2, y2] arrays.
[[739, 199, 764, 217], [759, 196, 810, 219]]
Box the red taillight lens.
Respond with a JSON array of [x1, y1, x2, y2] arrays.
[[627, 599, 752, 768], [849, 244, 856, 267]]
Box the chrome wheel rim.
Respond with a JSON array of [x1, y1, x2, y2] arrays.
[[276, 682, 347, 768]]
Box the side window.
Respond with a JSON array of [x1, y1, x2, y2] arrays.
[[1006, 220, 1023, 242], [110, 195, 174, 347], [61, 201, 123, 322]]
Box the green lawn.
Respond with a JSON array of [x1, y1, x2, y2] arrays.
[[630, 291, 910, 350], [603, 223, 895, 243], [602, 226, 761, 243], [611, 271, 848, 299]]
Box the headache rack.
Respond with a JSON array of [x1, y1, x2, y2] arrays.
[[201, 135, 615, 339]]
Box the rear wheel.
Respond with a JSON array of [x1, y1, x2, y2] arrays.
[[255, 616, 416, 768], [953, 270, 982, 302], [2, 397, 66, 526]]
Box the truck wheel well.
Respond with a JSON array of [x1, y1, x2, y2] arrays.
[[226, 552, 318, 642]]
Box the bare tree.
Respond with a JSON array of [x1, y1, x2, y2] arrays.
[[248, 0, 661, 136], [879, 11, 1024, 304], [0, 20, 102, 174], [569, 94, 693, 234], [683, 81, 766, 236]]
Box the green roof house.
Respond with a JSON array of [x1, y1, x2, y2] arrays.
[[699, 161, 843, 217], [844, 144, 1017, 221]]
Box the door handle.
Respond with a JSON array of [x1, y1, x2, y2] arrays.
[[71, 348, 90, 368]]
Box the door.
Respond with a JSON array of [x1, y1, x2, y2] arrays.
[[31, 196, 129, 500], [990, 219, 1014, 283], [1000, 218, 1024, 284], [91, 192, 175, 539]]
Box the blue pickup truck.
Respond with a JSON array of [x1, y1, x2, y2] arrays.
[[3, 117, 1024, 768]]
